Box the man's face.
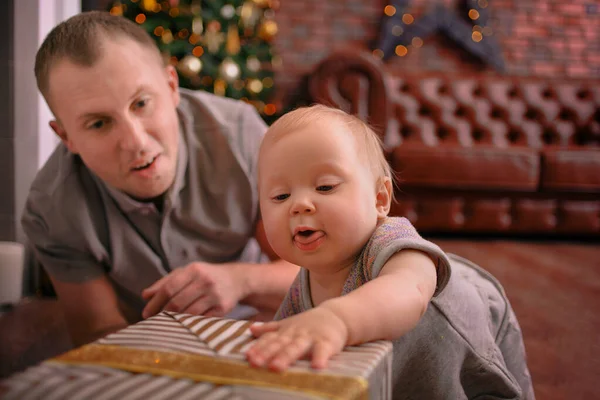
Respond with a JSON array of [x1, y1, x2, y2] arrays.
[[47, 38, 181, 200], [258, 120, 381, 273]]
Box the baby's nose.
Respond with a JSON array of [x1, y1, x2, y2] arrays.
[[290, 197, 316, 215]]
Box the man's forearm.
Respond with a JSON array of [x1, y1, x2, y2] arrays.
[[51, 275, 132, 348], [238, 259, 299, 311], [68, 322, 129, 347]]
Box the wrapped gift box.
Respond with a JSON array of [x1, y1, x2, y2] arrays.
[[0, 311, 392, 399]]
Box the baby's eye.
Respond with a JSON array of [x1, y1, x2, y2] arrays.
[[316, 185, 335, 192], [273, 193, 290, 201], [134, 98, 148, 109]]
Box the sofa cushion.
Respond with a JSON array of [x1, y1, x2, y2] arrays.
[[541, 149, 600, 192], [392, 195, 600, 234], [391, 145, 539, 191]]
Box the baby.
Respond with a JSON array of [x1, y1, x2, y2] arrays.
[[246, 105, 534, 399], [246, 104, 451, 370]]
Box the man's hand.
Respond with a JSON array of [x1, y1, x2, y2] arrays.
[[141, 262, 246, 319], [246, 307, 348, 372]]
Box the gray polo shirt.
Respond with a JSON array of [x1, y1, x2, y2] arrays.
[[22, 89, 267, 318]]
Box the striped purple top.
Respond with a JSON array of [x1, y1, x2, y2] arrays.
[[275, 217, 451, 320]]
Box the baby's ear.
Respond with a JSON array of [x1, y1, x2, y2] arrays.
[[375, 177, 392, 218]]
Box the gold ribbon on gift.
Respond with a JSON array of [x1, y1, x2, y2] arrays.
[[52, 344, 368, 400]]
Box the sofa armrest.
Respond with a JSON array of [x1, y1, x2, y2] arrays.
[[308, 50, 392, 140]]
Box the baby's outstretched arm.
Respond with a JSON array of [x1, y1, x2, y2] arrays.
[[246, 249, 437, 371], [324, 249, 437, 344], [246, 307, 348, 371]]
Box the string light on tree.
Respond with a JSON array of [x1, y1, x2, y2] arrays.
[[220, 4, 236, 19], [203, 21, 225, 54], [108, 0, 280, 121], [110, 2, 124, 15], [246, 56, 261, 72], [177, 54, 202, 78], [219, 57, 241, 82], [240, 1, 261, 30], [192, 17, 203, 35], [258, 19, 278, 41], [251, 0, 271, 7], [248, 78, 263, 94]]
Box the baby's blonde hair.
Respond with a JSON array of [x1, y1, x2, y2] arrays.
[[262, 104, 394, 192]]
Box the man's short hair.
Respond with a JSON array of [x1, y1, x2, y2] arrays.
[[35, 11, 162, 100]]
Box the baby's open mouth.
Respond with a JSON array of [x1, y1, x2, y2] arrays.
[[293, 229, 325, 251], [294, 230, 324, 244]]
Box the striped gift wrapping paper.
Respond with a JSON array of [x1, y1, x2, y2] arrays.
[[0, 311, 392, 400]]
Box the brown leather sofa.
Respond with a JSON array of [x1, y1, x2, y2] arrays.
[[308, 50, 600, 236]]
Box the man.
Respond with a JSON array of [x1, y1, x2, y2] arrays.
[[21, 11, 298, 347]]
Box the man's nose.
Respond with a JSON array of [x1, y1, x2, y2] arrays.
[[290, 194, 316, 215], [119, 116, 148, 151]]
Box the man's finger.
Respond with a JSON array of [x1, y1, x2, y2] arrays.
[[202, 307, 222, 318], [142, 289, 169, 319], [181, 295, 216, 316], [141, 280, 163, 300], [162, 281, 205, 312], [142, 265, 193, 300]]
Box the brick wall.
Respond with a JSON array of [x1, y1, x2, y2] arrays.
[[271, 0, 387, 107], [272, 0, 600, 108]]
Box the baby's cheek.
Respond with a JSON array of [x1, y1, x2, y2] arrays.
[[271, 236, 290, 259], [264, 217, 287, 250]]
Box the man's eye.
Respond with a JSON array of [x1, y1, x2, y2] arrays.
[[88, 120, 105, 130], [273, 194, 289, 201], [316, 185, 334, 192]]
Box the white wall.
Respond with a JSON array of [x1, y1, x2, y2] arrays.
[[13, 0, 80, 242]]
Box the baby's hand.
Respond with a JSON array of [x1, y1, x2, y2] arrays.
[[246, 307, 348, 372]]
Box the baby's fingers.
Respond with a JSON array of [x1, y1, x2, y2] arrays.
[[268, 336, 312, 372], [311, 341, 336, 370], [250, 321, 280, 337], [246, 332, 289, 368]]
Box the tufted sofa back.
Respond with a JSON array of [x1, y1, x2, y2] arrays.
[[309, 50, 600, 150], [387, 75, 600, 150]]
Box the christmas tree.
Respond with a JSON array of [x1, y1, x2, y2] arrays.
[[108, 0, 280, 122]]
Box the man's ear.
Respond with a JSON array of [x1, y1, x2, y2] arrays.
[[49, 120, 78, 154], [376, 177, 393, 218], [165, 65, 180, 106]]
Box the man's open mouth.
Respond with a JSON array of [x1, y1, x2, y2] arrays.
[[131, 155, 157, 171]]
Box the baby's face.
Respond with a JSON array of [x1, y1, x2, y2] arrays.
[[258, 120, 382, 272]]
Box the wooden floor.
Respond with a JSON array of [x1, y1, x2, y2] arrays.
[[434, 238, 600, 400], [1, 239, 599, 399]]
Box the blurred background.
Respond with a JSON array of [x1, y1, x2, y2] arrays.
[[1, 1, 598, 399]]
